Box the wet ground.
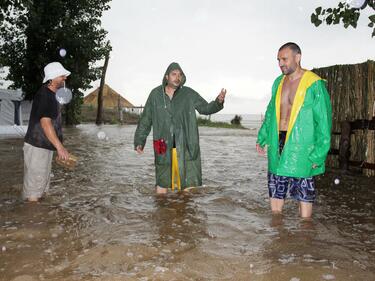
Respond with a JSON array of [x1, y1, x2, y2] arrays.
[[0, 124, 374, 281]]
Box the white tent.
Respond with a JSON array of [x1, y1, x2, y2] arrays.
[[0, 89, 31, 137]]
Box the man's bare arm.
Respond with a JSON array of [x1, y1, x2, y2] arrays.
[[40, 117, 69, 160]]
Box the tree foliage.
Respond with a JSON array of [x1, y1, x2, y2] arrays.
[[0, 0, 112, 124], [311, 1, 375, 37]]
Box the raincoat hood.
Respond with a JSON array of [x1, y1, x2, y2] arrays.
[[162, 62, 186, 87]]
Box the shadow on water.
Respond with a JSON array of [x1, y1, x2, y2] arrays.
[[0, 124, 374, 280]]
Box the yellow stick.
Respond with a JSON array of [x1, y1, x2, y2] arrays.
[[171, 148, 181, 191]]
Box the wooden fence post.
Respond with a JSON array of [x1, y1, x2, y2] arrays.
[[339, 121, 351, 171]]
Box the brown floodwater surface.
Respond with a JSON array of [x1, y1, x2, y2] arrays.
[[0, 124, 374, 281]]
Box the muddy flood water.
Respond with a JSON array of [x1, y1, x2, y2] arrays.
[[1, 124, 374, 281]]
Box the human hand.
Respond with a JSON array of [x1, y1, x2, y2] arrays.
[[57, 145, 69, 161], [136, 145, 144, 154], [217, 88, 227, 103], [256, 143, 266, 155]]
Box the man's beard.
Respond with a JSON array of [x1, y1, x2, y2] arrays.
[[169, 81, 180, 89], [281, 66, 296, 75]]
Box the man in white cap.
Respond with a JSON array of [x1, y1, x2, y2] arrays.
[[23, 62, 71, 202]]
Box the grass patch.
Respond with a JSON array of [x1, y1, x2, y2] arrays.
[[197, 117, 246, 129]]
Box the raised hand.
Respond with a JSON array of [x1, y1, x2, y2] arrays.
[[217, 88, 227, 104]]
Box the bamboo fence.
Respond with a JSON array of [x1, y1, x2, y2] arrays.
[[313, 60, 375, 176]]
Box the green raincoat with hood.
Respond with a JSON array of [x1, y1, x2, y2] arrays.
[[134, 62, 224, 189], [257, 70, 332, 178]]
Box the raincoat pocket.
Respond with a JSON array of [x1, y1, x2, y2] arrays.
[[154, 139, 170, 165], [284, 144, 314, 176], [153, 139, 167, 155], [154, 150, 170, 165]]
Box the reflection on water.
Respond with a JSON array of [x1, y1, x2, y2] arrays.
[[0, 124, 374, 281], [153, 194, 206, 247]]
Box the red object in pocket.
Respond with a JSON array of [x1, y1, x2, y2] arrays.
[[153, 138, 167, 155]]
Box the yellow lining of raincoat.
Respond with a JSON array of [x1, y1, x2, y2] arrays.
[[171, 148, 181, 191], [275, 70, 321, 143]]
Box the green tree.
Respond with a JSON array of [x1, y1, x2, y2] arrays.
[[311, 1, 375, 37], [0, 0, 112, 124]]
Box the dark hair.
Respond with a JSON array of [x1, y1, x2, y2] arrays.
[[279, 42, 301, 54]]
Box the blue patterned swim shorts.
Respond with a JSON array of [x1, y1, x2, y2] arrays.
[[267, 172, 316, 203]]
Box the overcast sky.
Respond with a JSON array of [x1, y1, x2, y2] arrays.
[[88, 0, 375, 114]]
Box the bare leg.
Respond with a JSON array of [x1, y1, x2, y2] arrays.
[[155, 185, 168, 194], [270, 212, 284, 227], [27, 196, 39, 202], [270, 198, 284, 214], [299, 201, 313, 218]]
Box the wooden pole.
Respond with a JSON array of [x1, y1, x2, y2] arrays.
[[118, 95, 123, 124], [96, 53, 110, 125], [339, 121, 351, 171]]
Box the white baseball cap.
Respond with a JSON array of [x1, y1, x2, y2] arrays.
[[43, 62, 71, 83]]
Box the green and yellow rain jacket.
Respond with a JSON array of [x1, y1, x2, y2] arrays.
[[257, 70, 332, 178]]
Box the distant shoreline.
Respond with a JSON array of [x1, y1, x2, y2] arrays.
[[80, 105, 251, 129], [197, 117, 247, 129]]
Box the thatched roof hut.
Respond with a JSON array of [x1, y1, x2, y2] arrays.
[[313, 60, 375, 176], [84, 84, 134, 109]]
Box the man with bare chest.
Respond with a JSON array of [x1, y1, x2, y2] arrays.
[[256, 42, 332, 218]]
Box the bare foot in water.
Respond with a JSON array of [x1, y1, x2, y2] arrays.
[[26, 196, 40, 203], [155, 186, 168, 194]]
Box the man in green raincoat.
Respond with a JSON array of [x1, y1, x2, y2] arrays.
[[134, 62, 226, 194], [256, 42, 332, 218]]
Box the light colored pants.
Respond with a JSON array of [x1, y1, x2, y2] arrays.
[[23, 142, 53, 200]]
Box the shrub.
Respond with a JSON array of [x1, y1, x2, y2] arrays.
[[230, 115, 242, 125]]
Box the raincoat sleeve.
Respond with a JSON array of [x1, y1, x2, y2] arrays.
[[308, 80, 332, 167], [257, 76, 281, 148], [256, 94, 274, 147], [134, 94, 153, 149], [193, 90, 223, 115]]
